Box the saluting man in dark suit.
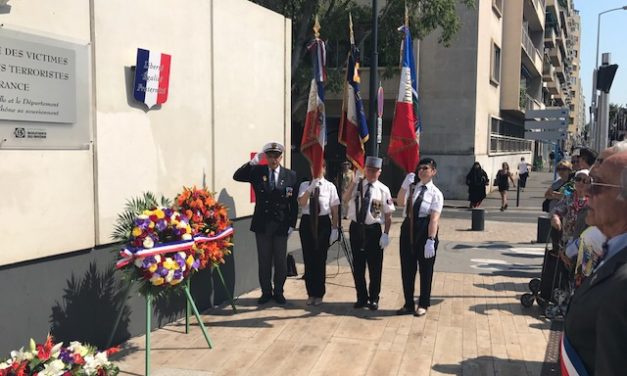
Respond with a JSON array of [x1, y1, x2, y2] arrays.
[[233, 142, 298, 305], [562, 150, 627, 375]]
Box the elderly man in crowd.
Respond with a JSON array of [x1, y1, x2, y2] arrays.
[[562, 151, 627, 375]]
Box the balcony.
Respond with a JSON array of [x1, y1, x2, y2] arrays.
[[490, 134, 533, 154], [521, 27, 543, 75], [544, 27, 556, 48], [524, 0, 545, 30], [520, 92, 543, 112], [546, 75, 561, 96], [543, 61, 555, 81], [548, 45, 562, 67]]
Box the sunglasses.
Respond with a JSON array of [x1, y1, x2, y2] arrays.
[[585, 176, 623, 196]]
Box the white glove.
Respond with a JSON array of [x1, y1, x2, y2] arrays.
[[306, 178, 321, 193], [352, 169, 363, 184], [329, 228, 339, 244], [424, 238, 436, 259], [250, 149, 265, 165], [401, 172, 416, 190], [379, 233, 390, 249], [287, 227, 294, 236]]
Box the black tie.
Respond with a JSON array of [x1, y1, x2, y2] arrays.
[[413, 185, 428, 221], [359, 183, 372, 224], [310, 186, 320, 235], [269, 169, 275, 190]]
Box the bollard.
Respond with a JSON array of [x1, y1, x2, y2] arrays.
[[471, 208, 485, 231], [537, 215, 551, 243]]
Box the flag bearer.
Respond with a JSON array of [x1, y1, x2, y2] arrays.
[[395, 157, 444, 317], [343, 156, 395, 310]]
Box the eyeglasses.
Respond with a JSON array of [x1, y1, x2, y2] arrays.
[[418, 166, 431, 171], [586, 176, 623, 196]]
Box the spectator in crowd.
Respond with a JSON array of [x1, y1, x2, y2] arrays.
[[571, 147, 597, 171], [563, 151, 627, 375], [465, 162, 489, 208], [543, 160, 573, 213]]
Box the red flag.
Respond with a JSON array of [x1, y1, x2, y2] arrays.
[[300, 38, 326, 178], [388, 26, 420, 173]]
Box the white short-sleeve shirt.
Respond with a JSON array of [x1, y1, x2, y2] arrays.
[[298, 178, 340, 216], [347, 179, 395, 225], [518, 162, 529, 175], [402, 181, 444, 218]]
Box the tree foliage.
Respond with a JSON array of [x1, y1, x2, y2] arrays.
[[250, 0, 475, 117]]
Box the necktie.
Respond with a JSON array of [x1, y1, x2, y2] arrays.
[[269, 169, 275, 190], [358, 183, 372, 224], [310, 186, 320, 235], [413, 185, 428, 221]]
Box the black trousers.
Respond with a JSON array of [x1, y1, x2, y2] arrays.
[[399, 218, 438, 308], [519, 172, 529, 188], [254, 221, 288, 296], [299, 215, 331, 298], [349, 221, 383, 303]]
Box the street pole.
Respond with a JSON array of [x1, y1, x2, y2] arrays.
[[598, 53, 611, 150], [592, 6, 627, 150], [369, 0, 379, 157]]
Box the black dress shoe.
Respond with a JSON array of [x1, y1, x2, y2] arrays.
[[353, 301, 368, 309], [274, 294, 287, 305], [369, 301, 379, 311], [257, 294, 273, 304], [396, 306, 414, 315]]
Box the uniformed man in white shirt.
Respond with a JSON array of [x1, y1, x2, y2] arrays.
[[396, 157, 444, 317], [344, 156, 395, 310], [517, 157, 531, 191], [297, 164, 341, 306]]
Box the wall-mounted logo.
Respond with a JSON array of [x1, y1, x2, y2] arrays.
[[14, 127, 26, 138], [133, 48, 171, 109]]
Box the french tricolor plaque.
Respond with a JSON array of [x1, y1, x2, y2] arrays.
[[133, 48, 171, 108]]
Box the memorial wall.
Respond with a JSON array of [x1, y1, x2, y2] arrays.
[[0, 0, 290, 353]]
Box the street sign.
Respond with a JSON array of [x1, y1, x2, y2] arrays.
[[525, 108, 568, 119], [524, 119, 568, 130], [524, 131, 566, 140]]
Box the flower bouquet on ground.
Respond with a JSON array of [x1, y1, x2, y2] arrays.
[[0, 335, 119, 376], [175, 186, 233, 270], [112, 192, 201, 297]]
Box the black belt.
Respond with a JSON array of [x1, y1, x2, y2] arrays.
[[351, 221, 380, 228]]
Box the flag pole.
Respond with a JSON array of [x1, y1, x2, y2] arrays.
[[368, 0, 379, 157]]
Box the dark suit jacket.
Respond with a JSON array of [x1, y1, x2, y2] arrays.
[[233, 163, 298, 236], [564, 244, 627, 375]]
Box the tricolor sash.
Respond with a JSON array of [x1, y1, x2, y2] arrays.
[[560, 333, 590, 376]]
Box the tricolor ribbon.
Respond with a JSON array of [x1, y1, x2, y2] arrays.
[[115, 227, 234, 269], [560, 333, 590, 376]]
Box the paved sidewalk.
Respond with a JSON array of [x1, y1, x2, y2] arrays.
[[112, 172, 561, 376]]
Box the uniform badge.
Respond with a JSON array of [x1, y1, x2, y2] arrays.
[[371, 199, 382, 218], [286, 187, 293, 197], [263, 176, 267, 182]]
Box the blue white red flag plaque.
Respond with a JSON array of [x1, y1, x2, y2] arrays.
[[133, 48, 171, 108]]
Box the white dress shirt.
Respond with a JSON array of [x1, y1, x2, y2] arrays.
[[404, 180, 444, 218], [347, 179, 395, 225], [298, 178, 340, 216]]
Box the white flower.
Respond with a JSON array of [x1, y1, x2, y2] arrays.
[[182, 233, 192, 240], [68, 341, 89, 357], [143, 237, 154, 249], [134, 257, 145, 268], [165, 270, 174, 283], [10, 347, 33, 361], [0, 360, 12, 368], [154, 254, 161, 263], [83, 352, 109, 375], [39, 359, 66, 376], [177, 251, 186, 259]]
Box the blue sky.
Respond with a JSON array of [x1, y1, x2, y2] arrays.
[[576, 0, 627, 116]]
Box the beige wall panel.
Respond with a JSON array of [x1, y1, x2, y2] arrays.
[[0, 1, 94, 266], [212, 1, 289, 218], [93, 0, 213, 244], [474, 1, 503, 156], [0, 151, 95, 265], [0, 0, 90, 41]]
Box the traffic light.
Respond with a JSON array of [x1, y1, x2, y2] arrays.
[[596, 64, 618, 93]]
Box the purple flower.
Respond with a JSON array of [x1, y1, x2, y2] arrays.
[[157, 267, 169, 277], [192, 259, 200, 270], [156, 220, 167, 231], [164, 208, 173, 218], [173, 270, 183, 280], [59, 348, 73, 364]]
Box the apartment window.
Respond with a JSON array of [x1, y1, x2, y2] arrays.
[[492, 0, 503, 16], [490, 43, 501, 85]]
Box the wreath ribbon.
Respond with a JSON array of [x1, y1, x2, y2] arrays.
[[115, 227, 234, 269]]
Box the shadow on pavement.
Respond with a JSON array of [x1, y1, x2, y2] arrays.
[[473, 281, 527, 293], [433, 356, 556, 375]]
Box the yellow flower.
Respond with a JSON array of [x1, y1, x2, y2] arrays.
[[150, 275, 165, 286], [155, 209, 165, 219], [148, 264, 158, 273], [163, 258, 178, 270], [149, 222, 155, 229], [132, 227, 142, 237], [186, 255, 195, 267]]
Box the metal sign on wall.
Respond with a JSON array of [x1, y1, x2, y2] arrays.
[[133, 48, 171, 108], [0, 28, 90, 150], [524, 107, 568, 142]]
